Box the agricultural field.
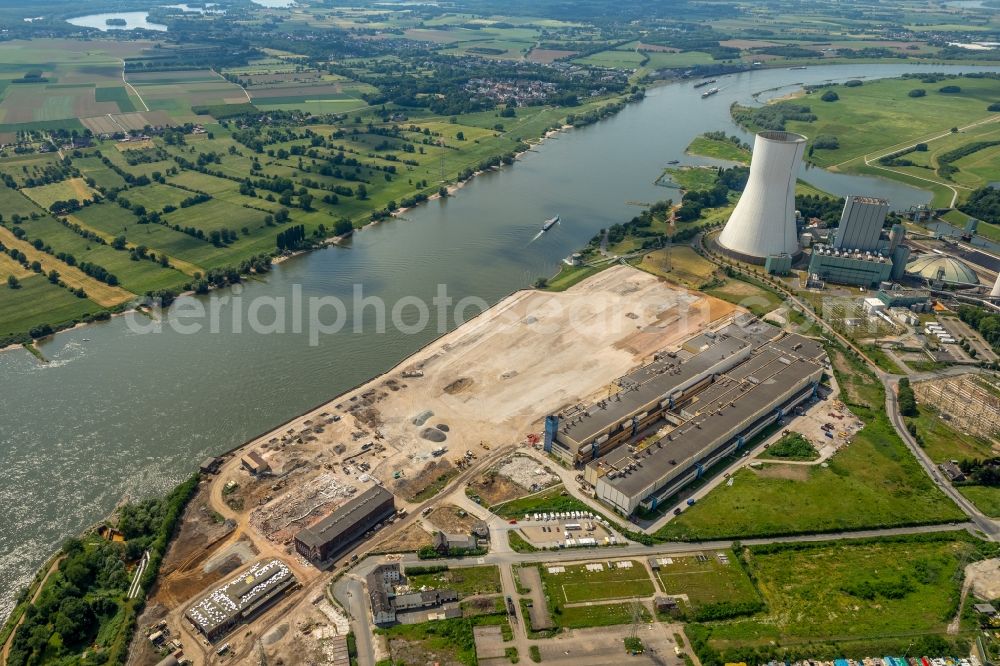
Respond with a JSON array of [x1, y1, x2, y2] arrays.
[[21, 177, 97, 210], [688, 535, 995, 662], [0, 39, 153, 134], [573, 49, 647, 70], [0, 223, 135, 307], [0, 274, 100, 339], [125, 69, 246, 122]]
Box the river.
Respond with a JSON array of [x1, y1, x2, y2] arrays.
[[1, 62, 997, 620]]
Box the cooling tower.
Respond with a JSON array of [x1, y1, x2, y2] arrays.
[[718, 130, 807, 262]]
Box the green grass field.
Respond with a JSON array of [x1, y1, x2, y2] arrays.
[[780, 76, 1000, 174], [16, 214, 188, 294], [21, 178, 96, 210], [686, 135, 751, 163], [905, 402, 996, 464], [958, 486, 1000, 518], [573, 49, 647, 69], [0, 184, 46, 217], [654, 550, 760, 609], [638, 246, 719, 290], [688, 534, 993, 662], [405, 565, 501, 597], [705, 279, 783, 317], [557, 602, 651, 629], [664, 166, 720, 191], [0, 274, 101, 338], [541, 560, 654, 604]]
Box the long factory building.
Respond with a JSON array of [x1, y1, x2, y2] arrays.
[[294, 484, 395, 563], [185, 559, 297, 642], [544, 315, 826, 515]]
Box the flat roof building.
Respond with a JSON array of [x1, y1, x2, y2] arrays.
[[545, 317, 780, 464], [295, 485, 395, 563], [545, 316, 824, 468], [185, 559, 297, 642], [585, 328, 825, 515]]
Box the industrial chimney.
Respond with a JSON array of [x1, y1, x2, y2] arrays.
[[718, 131, 807, 262]]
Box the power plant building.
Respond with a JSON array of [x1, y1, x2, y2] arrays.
[[185, 559, 297, 641], [717, 131, 807, 263], [806, 245, 894, 287], [832, 196, 889, 250], [807, 196, 910, 287], [294, 485, 395, 563], [582, 324, 825, 515]]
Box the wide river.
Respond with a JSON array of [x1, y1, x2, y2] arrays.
[[1, 63, 997, 618]]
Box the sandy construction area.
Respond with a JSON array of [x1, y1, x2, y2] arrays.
[[239, 265, 739, 514]]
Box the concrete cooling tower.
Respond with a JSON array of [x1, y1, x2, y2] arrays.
[[990, 273, 1000, 299], [718, 130, 807, 262]]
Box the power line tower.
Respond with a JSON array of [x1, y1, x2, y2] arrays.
[[628, 599, 643, 641]]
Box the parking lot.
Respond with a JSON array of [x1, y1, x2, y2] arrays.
[[517, 513, 616, 549]]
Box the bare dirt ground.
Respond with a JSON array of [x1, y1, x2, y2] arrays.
[[146, 481, 237, 608], [534, 623, 688, 666], [966, 558, 1000, 600], [370, 522, 433, 555], [752, 464, 811, 481], [425, 504, 479, 534], [225, 265, 735, 522], [468, 472, 531, 507], [468, 454, 560, 507]]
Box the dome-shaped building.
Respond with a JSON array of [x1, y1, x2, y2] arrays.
[[905, 254, 979, 287]]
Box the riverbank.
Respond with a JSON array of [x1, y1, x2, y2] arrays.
[[5, 62, 998, 628]]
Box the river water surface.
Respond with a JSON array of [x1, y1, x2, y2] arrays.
[[1, 63, 997, 619]]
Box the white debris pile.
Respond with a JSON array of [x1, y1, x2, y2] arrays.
[[250, 472, 356, 541], [498, 455, 559, 490], [315, 598, 350, 635]]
